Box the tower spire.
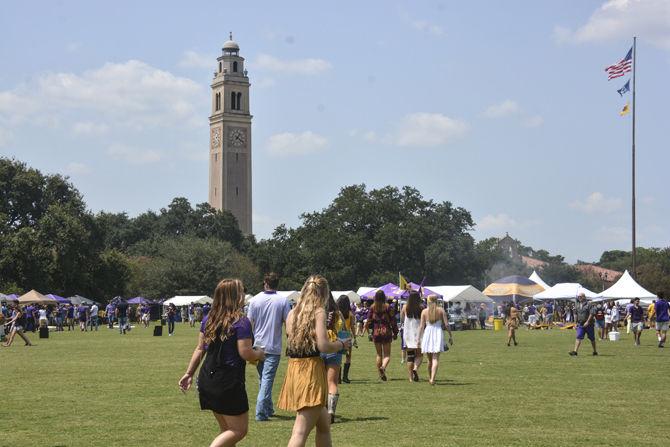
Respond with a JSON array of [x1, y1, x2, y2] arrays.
[[229, 31, 233, 40]]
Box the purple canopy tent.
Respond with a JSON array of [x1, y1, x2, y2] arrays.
[[361, 283, 400, 301], [1, 294, 19, 302], [361, 282, 444, 302], [127, 297, 151, 305], [406, 282, 442, 299], [46, 294, 71, 304]]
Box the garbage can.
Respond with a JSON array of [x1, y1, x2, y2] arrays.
[[493, 318, 504, 331]]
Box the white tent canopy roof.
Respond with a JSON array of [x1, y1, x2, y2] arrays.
[[529, 271, 551, 290], [332, 290, 361, 304], [163, 295, 212, 306], [598, 270, 656, 300], [534, 283, 598, 300], [278, 291, 300, 303], [356, 287, 375, 297], [427, 285, 493, 304], [250, 291, 300, 303]]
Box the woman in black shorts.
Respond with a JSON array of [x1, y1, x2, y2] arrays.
[[178, 279, 264, 447], [3, 304, 33, 347]]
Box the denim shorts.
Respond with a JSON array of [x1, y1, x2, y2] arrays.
[[576, 324, 595, 341], [320, 352, 342, 366]]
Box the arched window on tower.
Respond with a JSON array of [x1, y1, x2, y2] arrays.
[[231, 91, 236, 110], [215, 93, 221, 111], [233, 61, 238, 72], [219, 62, 222, 72], [236, 92, 242, 111]]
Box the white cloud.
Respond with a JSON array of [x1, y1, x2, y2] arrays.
[[254, 54, 332, 75], [554, 0, 670, 49], [570, 192, 622, 214], [178, 50, 216, 69], [255, 77, 277, 88], [411, 20, 445, 36], [66, 42, 82, 53], [72, 121, 109, 135], [267, 131, 328, 157], [363, 131, 378, 142], [522, 115, 544, 128], [65, 162, 91, 175], [108, 143, 162, 165], [484, 100, 521, 118], [0, 60, 206, 131], [484, 100, 544, 128], [479, 213, 518, 231], [0, 127, 12, 147], [394, 113, 468, 148], [595, 225, 629, 244]]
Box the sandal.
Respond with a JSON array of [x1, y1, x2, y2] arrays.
[[379, 367, 387, 381]]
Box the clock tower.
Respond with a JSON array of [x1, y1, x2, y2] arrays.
[[209, 33, 252, 234]]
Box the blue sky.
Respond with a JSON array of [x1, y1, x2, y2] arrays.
[[1, 0, 669, 262]]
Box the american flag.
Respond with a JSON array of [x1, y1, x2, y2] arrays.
[[605, 47, 632, 80]]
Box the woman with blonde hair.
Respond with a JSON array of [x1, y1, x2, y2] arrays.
[[419, 295, 453, 385], [178, 279, 265, 447], [278, 275, 352, 447]]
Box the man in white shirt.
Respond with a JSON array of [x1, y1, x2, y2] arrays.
[[247, 273, 290, 421], [89, 303, 99, 331]]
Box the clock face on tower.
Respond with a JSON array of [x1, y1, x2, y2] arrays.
[[228, 127, 247, 148], [211, 127, 221, 149]]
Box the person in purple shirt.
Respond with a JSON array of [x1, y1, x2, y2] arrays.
[[629, 298, 645, 346], [77, 305, 88, 331], [179, 279, 264, 447], [66, 305, 75, 331], [653, 292, 669, 348]]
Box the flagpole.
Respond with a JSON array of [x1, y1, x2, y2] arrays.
[[631, 36, 637, 279]]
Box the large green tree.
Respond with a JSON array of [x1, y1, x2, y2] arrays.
[[253, 184, 482, 290], [128, 236, 259, 298]]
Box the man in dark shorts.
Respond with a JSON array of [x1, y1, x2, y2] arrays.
[[653, 292, 669, 348], [569, 292, 597, 356], [115, 299, 129, 335], [630, 297, 645, 346]]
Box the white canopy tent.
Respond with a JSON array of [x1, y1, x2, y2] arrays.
[[249, 291, 300, 304], [331, 290, 361, 304], [356, 287, 375, 297], [163, 295, 212, 306], [597, 270, 656, 304], [529, 271, 551, 290], [427, 286, 493, 304], [278, 291, 300, 303], [533, 283, 598, 301]]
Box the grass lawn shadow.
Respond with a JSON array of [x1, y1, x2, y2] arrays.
[[335, 416, 389, 424]]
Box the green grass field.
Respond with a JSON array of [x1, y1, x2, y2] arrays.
[[3, 324, 668, 446]]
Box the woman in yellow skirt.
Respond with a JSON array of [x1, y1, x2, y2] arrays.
[[278, 275, 352, 447]]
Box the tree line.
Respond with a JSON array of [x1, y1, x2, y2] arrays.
[[1, 158, 667, 302]]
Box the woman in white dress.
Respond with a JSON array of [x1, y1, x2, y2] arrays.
[[38, 306, 49, 328], [401, 291, 423, 382], [419, 295, 453, 385]]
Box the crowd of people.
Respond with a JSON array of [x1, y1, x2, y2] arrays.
[[0, 298, 215, 344], [177, 273, 456, 447], [490, 292, 669, 356], [3, 275, 668, 447]]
